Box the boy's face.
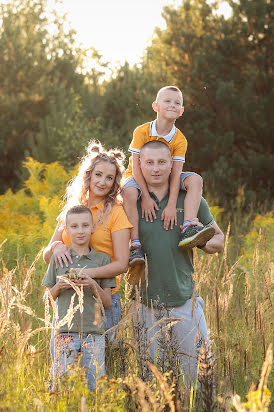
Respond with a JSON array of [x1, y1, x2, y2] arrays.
[[152, 89, 184, 121], [65, 212, 93, 247]]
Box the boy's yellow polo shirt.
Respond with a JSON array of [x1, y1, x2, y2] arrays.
[[62, 201, 132, 294], [125, 120, 188, 178]]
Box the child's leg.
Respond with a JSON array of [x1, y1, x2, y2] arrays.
[[122, 185, 140, 241], [54, 334, 80, 387], [82, 334, 105, 391], [178, 172, 215, 249], [183, 173, 203, 223], [122, 177, 145, 266]]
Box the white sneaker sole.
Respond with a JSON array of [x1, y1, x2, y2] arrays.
[[178, 226, 215, 249]]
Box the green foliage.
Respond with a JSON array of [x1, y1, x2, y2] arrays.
[[0, 0, 87, 192], [0, 157, 72, 267], [139, 0, 273, 209]]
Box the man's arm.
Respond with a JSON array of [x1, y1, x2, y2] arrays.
[[199, 221, 224, 254]]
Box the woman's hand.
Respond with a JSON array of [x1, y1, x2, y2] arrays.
[[52, 242, 73, 268]]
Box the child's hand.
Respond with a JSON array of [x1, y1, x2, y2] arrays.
[[74, 273, 96, 289], [58, 275, 73, 290], [161, 205, 178, 230], [141, 196, 159, 222]]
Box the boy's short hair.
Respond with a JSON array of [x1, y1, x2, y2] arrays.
[[66, 205, 93, 223], [156, 85, 183, 104], [140, 140, 172, 158]]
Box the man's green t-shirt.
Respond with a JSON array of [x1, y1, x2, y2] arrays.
[[42, 248, 116, 334], [138, 191, 213, 307]]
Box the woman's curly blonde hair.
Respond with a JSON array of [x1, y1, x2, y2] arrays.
[[59, 141, 125, 226]]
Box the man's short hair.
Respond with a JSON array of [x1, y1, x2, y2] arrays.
[[140, 140, 172, 158], [156, 85, 183, 104], [66, 205, 93, 223]]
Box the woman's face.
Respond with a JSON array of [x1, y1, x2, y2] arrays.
[[89, 160, 117, 202]]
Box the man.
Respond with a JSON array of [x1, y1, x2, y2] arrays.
[[130, 140, 224, 388]]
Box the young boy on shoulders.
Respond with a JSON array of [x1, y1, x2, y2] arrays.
[[42, 205, 116, 391], [122, 86, 214, 266]]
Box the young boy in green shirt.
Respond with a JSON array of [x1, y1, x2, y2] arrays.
[[122, 85, 214, 266], [42, 205, 116, 390]]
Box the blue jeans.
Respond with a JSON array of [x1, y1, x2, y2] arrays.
[[135, 297, 208, 389], [104, 291, 122, 340], [52, 333, 105, 391], [50, 292, 121, 378]]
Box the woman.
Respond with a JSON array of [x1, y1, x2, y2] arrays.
[[43, 141, 132, 333]]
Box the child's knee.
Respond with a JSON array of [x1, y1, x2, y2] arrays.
[[184, 174, 203, 191], [122, 186, 139, 203]]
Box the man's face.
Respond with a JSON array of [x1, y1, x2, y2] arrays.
[[66, 212, 93, 246], [140, 147, 173, 187], [153, 89, 184, 120]]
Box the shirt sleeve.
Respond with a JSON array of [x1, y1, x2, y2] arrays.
[[42, 257, 57, 288], [197, 198, 214, 226], [62, 229, 71, 247], [172, 132, 188, 162], [100, 277, 117, 289], [108, 205, 133, 233], [128, 125, 148, 155]]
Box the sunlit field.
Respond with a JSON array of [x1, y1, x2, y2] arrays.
[[0, 159, 273, 411], [0, 0, 273, 409]]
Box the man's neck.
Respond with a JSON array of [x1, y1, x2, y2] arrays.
[[147, 183, 169, 201], [155, 118, 175, 136], [71, 243, 90, 256]]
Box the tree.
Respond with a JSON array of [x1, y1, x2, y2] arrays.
[[0, 0, 86, 192], [141, 0, 273, 208]]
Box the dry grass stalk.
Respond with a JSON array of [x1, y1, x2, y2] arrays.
[[257, 343, 272, 409], [233, 343, 272, 412], [198, 339, 216, 412], [147, 361, 175, 412], [20, 249, 43, 299], [80, 396, 88, 412], [124, 374, 159, 412], [16, 326, 48, 369]]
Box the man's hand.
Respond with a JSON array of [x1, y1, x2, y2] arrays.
[[161, 204, 178, 230], [141, 195, 159, 222]]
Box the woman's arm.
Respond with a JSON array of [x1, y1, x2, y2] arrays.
[[77, 228, 130, 279], [43, 223, 72, 267]]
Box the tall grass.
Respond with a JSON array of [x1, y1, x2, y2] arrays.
[[0, 224, 273, 411]]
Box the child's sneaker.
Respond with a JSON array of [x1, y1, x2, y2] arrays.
[[178, 225, 215, 249], [129, 246, 145, 267]]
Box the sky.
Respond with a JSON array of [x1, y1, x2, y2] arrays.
[[48, 0, 232, 68]]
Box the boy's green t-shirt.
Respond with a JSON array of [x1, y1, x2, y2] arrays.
[[42, 248, 116, 334], [138, 192, 214, 307]]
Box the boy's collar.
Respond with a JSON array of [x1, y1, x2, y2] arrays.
[[70, 247, 96, 260], [150, 120, 177, 143]]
